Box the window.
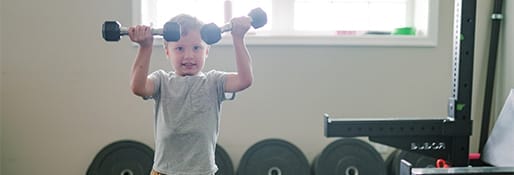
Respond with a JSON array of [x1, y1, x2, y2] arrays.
[[132, 0, 438, 46]]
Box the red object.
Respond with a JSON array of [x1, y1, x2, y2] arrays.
[[436, 159, 450, 168], [469, 153, 481, 160]]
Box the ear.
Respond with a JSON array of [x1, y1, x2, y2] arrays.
[[204, 45, 210, 58], [164, 45, 171, 58]]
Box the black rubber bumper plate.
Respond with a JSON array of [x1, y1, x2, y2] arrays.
[[215, 144, 234, 175], [87, 140, 154, 175], [237, 138, 310, 175], [313, 138, 386, 175]]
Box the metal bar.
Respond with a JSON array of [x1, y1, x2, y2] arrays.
[[479, 0, 504, 154], [324, 116, 471, 137], [402, 158, 514, 175], [411, 167, 514, 175], [449, 0, 476, 167]]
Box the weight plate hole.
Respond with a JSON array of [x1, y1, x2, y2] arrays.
[[268, 166, 282, 175], [121, 169, 134, 175], [345, 166, 359, 175]]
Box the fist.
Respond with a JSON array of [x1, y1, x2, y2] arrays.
[[128, 25, 154, 47], [231, 16, 251, 38]]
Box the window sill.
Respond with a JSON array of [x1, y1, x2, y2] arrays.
[[220, 34, 437, 47], [150, 34, 437, 47]]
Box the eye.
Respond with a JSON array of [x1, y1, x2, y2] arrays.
[[193, 45, 203, 52], [175, 46, 184, 52]]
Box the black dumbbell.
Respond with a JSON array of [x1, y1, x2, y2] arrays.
[[102, 21, 181, 42], [200, 7, 267, 45]]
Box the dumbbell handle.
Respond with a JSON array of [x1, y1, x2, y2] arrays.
[[218, 17, 254, 33], [118, 27, 164, 36]]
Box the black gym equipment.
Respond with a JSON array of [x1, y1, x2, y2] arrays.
[[478, 0, 504, 155], [324, 0, 514, 174], [237, 138, 310, 175], [102, 21, 181, 42], [86, 140, 154, 175], [388, 150, 436, 175], [385, 150, 400, 175], [312, 138, 386, 175], [324, 0, 476, 167], [215, 144, 234, 175], [200, 7, 267, 45]]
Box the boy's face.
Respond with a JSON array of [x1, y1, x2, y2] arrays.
[[165, 30, 209, 76]]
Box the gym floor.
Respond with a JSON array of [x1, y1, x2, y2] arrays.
[[0, 0, 513, 175]]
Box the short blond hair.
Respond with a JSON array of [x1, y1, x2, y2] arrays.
[[164, 14, 204, 48], [169, 14, 204, 36]]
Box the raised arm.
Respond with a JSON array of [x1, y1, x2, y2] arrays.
[[129, 25, 155, 97], [224, 16, 254, 92]]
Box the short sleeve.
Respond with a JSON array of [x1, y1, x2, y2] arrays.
[[219, 72, 236, 101], [142, 70, 164, 100], [208, 70, 235, 102]]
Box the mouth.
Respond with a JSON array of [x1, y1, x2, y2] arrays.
[[181, 62, 196, 68]]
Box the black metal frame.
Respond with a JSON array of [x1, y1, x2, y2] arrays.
[[324, 0, 476, 167], [479, 0, 504, 154]]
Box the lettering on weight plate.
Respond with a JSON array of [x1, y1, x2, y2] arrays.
[[410, 142, 446, 151]]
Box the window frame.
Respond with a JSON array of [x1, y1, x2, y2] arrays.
[[131, 0, 439, 47]]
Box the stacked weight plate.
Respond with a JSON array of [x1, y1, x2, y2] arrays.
[[386, 149, 436, 175], [215, 144, 234, 175], [313, 138, 386, 175], [87, 140, 154, 175], [87, 140, 235, 175], [237, 138, 310, 175]]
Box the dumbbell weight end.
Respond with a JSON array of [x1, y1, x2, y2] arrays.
[[163, 22, 181, 42], [102, 21, 123, 42], [200, 23, 223, 45], [248, 7, 267, 29]]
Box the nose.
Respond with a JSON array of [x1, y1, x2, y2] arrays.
[[184, 48, 195, 59]]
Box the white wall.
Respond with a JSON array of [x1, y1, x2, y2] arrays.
[[470, 0, 493, 152], [0, 0, 494, 174], [471, 0, 493, 153]]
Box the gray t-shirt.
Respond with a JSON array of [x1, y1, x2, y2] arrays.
[[146, 69, 233, 175]]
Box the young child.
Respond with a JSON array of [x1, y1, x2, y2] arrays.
[[128, 14, 253, 175]]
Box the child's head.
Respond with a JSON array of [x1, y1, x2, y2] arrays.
[[164, 14, 209, 76]]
